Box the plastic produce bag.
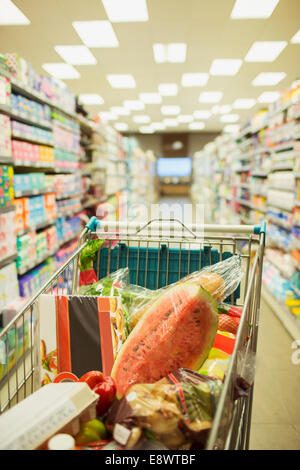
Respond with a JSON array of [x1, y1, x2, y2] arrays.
[[79, 239, 104, 286], [106, 368, 223, 450], [79, 268, 130, 296]]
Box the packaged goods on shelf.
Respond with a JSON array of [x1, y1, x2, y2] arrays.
[[0, 262, 19, 313], [53, 125, 80, 155], [54, 148, 79, 170], [55, 215, 82, 245], [57, 197, 82, 217], [12, 140, 55, 166], [11, 120, 53, 145], [14, 172, 46, 194], [53, 174, 82, 198], [51, 110, 80, 134], [18, 257, 56, 298], [1, 297, 27, 329], [55, 238, 78, 268], [0, 114, 11, 157], [11, 93, 52, 124], [14, 193, 57, 234], [0, 164, 14, 209], [0, 74, 10, 107], [0, 209, 16, 262]]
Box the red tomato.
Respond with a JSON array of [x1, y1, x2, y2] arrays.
[[79, 371, 104, 390], [93, 377, 116, 417]]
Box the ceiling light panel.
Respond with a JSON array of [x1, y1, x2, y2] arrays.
[[257, 91, 280, 103], [163, 118, 178, 127], [211, 104, 232, 114], [232, 99, 256, 109], [102, 0, 149, 22], [124, 100, 145, 110], [193, 110, 211, 119], [139, 126, 154, 134], [209, 59, 242, 76], [252, 72, 286, 86], [54, 45, 97, 65], [153, 43, 187, 63], [223, 124, 240, 134], [177, 115, 194, 123], [181, 73, 209, 87], [42, 63, 80, 79], [72, 20, 119, 48], [79, 94, 104, 105], [0, 0, 30, 24], [139, 93, 162, 104], [99, 111, 118, 121], [189, 122, 205, 130], [220, 114, 240, 123], [230, 0, 279, 19], [161, 105, 181, 115], [244, 41, 287, 62], [291, 29, 300, 44], [110, 106, 130, 116], [151, 122, 166, 130], [133, 115, 151, 123], [199, 92, 223, 103], [158, 83, 178, 96], [107, 74, 136, 88], [114, 122, 128, 131]]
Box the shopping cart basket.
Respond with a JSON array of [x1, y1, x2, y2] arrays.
[[0, 217, 266, 450]]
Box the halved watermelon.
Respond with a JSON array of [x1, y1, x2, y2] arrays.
[[111, 282, 219, 397]]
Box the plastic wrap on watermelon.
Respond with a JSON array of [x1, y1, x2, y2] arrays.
[[106, 368, 223, 450]]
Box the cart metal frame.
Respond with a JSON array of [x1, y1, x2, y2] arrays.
[[0, 217, 266, 450]]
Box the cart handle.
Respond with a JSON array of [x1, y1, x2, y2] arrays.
[[85, 216, 266, 236]]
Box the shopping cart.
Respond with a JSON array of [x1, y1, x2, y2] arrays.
[[0, 216, 266, 450]]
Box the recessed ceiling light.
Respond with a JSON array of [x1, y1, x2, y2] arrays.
[[231, 0, 279, 19], [133, 115, 151, 123], [139, 126, 154, 134], [189, 122, 205, 130], [163, 118, 178, 127], [158, 83, 178, 96], [252, 72, 286, 86], [99, 111, 118, 121], [107, 74, 136, 88], [124, 100, 145, 110], [114, 122, 128, 131], [257, 91, 280, 103], [79, 94, 104, 105], [151, 122, 166, 130], [161, 105, 181, 115], [209, 59, 242, 76], [181, 73, 209, 87], [0, 0, 30, 25], [291, 29, 300, 44], [220, 114, 240, 123], [232, 99, 256, 109], [153, 43, 187, 63], [139, 92, 162, 104], [177, 115, 194, 123], [223, 124, 240, 134], [211, 104, 232, 114], [193, 110, 211, 119], [199, 92, 223, 103], [54, 45, 97, 65], [42, 63, 80, 79], [110, 106, 130, 116], [102, 0, 149, 22], [72, 20, 119, 48], [245, 41, 287, 62]]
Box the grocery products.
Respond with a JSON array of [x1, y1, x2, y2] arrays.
[[111, 282, 219, 397], [80, 371, 117, 417], [0, 164, 14, 209], [0, 114, 11, 157], [0, 208, 16, 261]]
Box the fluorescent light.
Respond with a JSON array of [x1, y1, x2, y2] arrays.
[[42, 63, 80, 79], [193, 110, 211, 119], [199, 92, 223, 103], [102, 0, 149, 22], [158, 83, 178, 96], [189, 122, 205, 130], [72, 20, 119, 47], [114, 122, 128, 131], [231, 0, 279, 19], [245, 41, 287, 62], [211, 104, 232, 114], [54, 45, 97, 65], [153, 43, 187, 63], [99, 111, 118, 121], [0, 0, 30, 25], [107, 74, 136, 88], [291, 29, 300, 44], [252, 72, 286, 86], [210, 59, 242, 76], [220, 114, 240, 123], [139, 126, 154, 134], [151, 122, 166, 131], [133, 115, 151, 123], [110, 106, 130, 116], [232, 99, 256, 109], [161, 105, 181, 115], [79, 94, 104, 105], [124, 100, 145, 110], [139, 92, 162, 104], [177, 115, 194, 123], [257, 91, 280, 103], [163, 118, 178, 127], [223, 124, 240, 134], [181, 73, 209, 87]]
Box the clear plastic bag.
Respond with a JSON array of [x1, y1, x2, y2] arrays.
[[78, 268, 130, 296]]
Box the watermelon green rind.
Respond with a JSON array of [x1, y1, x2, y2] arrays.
[[111, 282, 219, 397]]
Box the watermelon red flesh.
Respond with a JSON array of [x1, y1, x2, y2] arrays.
[[111, 282, 218, 397]]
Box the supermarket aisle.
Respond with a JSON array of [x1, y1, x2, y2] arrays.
[[159, 196, 300, 450]]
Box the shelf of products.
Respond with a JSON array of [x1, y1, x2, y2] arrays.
[[191, 78, 300, 336]]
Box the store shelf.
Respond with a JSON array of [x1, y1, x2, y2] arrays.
[[268, 185, 295, 192], [0, 156, 14, 165], [16, 218, 58, 236], [13, 160, 55, 170], [10, 109, 52, 130], [251, 170, 269, 178], [0, 103, 11, 116], [262, 285, 300, 341], [11, 131, 53, 147], [0, 205, 15, 214], [14, 188, 55, 198], [0, 253, 18, 269]]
